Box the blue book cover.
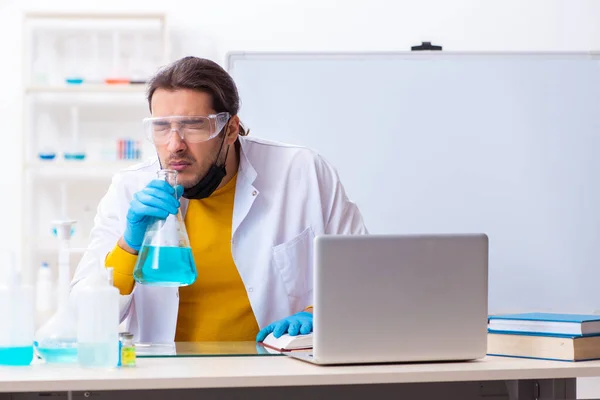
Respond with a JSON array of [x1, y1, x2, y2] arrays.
[[488, 313, 600, 323], [487, 329, 600, 338]]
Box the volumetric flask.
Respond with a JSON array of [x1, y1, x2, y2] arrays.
[[133, 170, 197, 287]]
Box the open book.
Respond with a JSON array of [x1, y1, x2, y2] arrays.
[[260, 332, 313, 352]]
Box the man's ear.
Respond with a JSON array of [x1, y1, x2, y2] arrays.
[[226, 115, 241, 145]]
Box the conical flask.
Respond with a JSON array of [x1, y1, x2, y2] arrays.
[[34, 220, 78, 364], [133, 169, 197, 287]]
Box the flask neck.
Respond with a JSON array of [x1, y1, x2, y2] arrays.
[[157, 169, 178, 189]]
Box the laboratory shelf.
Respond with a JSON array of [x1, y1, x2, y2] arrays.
[[26, 84, 147, 94], [25, 12, 167, 20], [25, 160, 142, 179], [21, 11, 169, 279], [32, 239, 87, 255]]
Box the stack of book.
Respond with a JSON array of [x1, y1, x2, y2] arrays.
[[487, 312, 600, 361]]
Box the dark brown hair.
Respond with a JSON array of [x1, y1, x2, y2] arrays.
[[147, 56, 248, 136]]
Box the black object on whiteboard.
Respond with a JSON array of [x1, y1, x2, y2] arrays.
[[411, 42, 443, 51]]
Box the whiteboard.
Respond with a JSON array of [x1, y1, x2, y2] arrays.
[[227, 51, 600, 314]]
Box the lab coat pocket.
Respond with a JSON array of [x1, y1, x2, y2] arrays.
[[272, 227, 315, 299]]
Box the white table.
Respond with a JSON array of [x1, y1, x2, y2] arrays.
[[1, 355, 598, 400]]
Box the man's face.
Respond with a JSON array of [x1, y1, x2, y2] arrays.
[[150, 89, 226, 189]]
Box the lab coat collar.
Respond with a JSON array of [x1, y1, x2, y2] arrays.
[[232, 137, 259, 237], [237, 136, 257, 185]]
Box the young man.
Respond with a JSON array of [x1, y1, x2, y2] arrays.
[[71, 56, 367, 344]]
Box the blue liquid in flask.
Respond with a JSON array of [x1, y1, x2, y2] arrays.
[[34, 340, 78, 364], [0, 346, 34, 366], [134, 246, 196, 286]]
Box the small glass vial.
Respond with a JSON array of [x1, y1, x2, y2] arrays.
[[119, 332, 136, 367]]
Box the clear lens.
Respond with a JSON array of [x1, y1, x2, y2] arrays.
[[143, 113, 230, 144]]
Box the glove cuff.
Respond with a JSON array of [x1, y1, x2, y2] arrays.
[[123, 228, 142, 252]]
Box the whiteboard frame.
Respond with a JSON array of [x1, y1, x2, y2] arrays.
[[226, 50, 600, 74], [225, 49, 600, 314]]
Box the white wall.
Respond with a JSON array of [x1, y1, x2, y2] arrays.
[[2, 0, 600, 249]]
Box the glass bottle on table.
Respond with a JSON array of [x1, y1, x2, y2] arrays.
[[0, 251, 34, 366], [133, 169, 197, 287]]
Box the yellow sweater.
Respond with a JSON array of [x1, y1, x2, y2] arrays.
[[105, 173, 259, 341]]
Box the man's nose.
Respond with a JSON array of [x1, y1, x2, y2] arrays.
[[166, 128, 187, 152]]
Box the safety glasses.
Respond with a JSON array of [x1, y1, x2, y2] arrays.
[[143, 112, 231, 145]]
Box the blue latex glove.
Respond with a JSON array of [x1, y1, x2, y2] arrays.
[[123, 179, 184, 251], [256, 311, 313, 342]]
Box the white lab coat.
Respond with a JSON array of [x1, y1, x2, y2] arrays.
[[71, 136, 367, 343]]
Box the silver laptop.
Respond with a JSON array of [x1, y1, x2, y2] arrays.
[[288, 233, 488, 365]]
